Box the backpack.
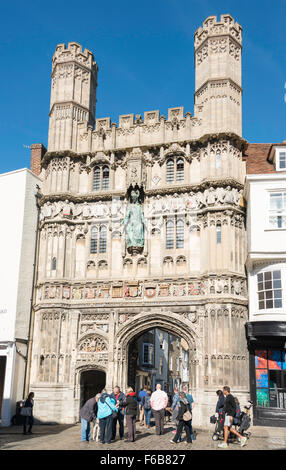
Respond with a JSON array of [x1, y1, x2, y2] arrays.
[[143, 396, 151, 410]]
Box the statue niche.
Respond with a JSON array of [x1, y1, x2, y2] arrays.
[[122, 184, 146, 256]]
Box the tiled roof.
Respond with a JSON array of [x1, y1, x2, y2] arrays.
[[243, 143, 275, 174]]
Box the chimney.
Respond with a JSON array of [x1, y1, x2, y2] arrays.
[[30, 143, 47, 176]]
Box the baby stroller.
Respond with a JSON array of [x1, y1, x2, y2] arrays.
[[210, 401, 252, 443]]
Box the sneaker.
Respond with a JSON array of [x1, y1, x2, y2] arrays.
[[170, 440, 176, 444], [240, 437, 247, 447], [218, 442, 228, 449]]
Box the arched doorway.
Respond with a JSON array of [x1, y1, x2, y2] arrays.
[[127, 327, 191, 394], [80, 369, 106, 407], [113, 311, 200, 394]]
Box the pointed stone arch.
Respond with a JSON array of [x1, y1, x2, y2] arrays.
[[111, 311, 202, 393]]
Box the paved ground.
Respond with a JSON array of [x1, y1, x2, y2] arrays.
[[1, 420, 286, 451]]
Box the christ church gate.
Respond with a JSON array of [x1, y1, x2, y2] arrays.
[[29, 15, 249, 426]]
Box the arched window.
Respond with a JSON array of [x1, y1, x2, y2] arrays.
[[176, 219, 184, 248], [166, 158, 174, 183], [93, 167, 100, 191], [90, 226, 98, 253], [99, 225, 107, 253], [176, 158, 184, 182], [166, 220, 174, 249], [102, 166, 109, 190]]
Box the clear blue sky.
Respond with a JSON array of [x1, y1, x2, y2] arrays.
[[0, 0, 285, 174]]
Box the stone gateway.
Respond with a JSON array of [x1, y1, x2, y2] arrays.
[[29, 14, 249, 427]]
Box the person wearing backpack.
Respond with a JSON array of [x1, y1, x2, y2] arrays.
[[142, 390, 152, 428], [170, 392, 192, 445], [97, 389, 119, 444]]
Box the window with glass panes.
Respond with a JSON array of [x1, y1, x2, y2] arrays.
[[99, 226, 107, 253], [90, 226, 98, 253], [166, 158, 174, 183], [255, 350, 286, 409], [257, 270, 282, 310], [93, 165, 110, 191], [176, 158, 184, 181], [166, 219, 184, 249], [166, 220, 174, 249], [166, 157, 184, 183], [278, 151, 286, 170], [143, 343, 153, 365], [269, 192, 286, 229], [102, 166, 109, 190], [176, 219, 184, 248], [93, 167, 101, 191]]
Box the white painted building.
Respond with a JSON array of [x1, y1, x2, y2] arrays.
[[244, 142, 286, 427], [0, 169, 41, 426]]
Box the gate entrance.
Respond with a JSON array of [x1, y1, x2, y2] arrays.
[[127, 328, 190, 394], [80, 369, 106, 407]]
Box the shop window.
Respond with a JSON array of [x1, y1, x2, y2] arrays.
[[257, 270, 282, 310], [255, 350, 286, 409]]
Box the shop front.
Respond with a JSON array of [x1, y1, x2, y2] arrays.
[[246, 322, 286, 427]]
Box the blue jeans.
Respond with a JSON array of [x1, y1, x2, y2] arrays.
[[144, 408, 152, 426], [81, 417, 90, 441]]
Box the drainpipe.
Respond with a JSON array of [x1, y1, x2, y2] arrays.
[[23, 187, 41, 399]]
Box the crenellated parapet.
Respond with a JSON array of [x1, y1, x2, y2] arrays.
[[48, 42, 98, 153], [194, 14, 242, 137], [194, 14, 242, 49]]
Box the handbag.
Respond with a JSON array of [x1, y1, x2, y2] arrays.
[[20, 407, 32, 417], [183, 404, 192, 421]]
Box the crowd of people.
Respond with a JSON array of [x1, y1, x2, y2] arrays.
[[79, 383, 195, 444], [20, 384, 248, 448]]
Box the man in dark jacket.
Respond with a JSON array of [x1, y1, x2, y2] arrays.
[[110, 386, 126, 441], [218, 386, 247, 449], [80, 395, 98, 442]]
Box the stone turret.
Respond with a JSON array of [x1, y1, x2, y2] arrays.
[[48, 42, 98, 152], [194, 14, 242, 136]]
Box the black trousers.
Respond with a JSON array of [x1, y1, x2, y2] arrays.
[[173, 419, 192, 443], [112, 412, 124, 439], [153, 409, 165, 435], [99, 415, 113, 444], [23, 415, 34, 433]]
